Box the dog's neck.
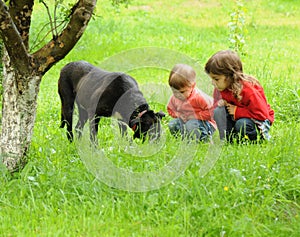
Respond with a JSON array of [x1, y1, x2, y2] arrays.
[[130, 104, 149, 119], [111, 87, 148, 124], [130, 109, 148, 131], [129, 104, 149, 130]]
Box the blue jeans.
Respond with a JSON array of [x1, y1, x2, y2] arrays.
[[213, 106, 270, 142], [168, 118, 215, 142]]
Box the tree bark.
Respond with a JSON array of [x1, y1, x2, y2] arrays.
[[1, 51, 41, 172]]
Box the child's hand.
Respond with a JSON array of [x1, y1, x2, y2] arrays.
[[226, 103, 236, 115], [181, 115, 188, 123], [217, 99, 227, 107]]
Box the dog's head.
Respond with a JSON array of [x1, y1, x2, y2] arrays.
[[129, 110, 165, 141]]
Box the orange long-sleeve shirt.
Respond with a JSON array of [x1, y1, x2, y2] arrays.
[[167, 88, 216, 129]]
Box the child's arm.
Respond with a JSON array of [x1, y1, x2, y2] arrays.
[[167, 106, 177, 118], [167, 97, 178, 118], [213, 88, 228, 107], [233, 90, 271, 121], [193, 94, 215, 121]]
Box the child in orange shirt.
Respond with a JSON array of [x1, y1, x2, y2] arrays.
[[167, 64, 216, 142]]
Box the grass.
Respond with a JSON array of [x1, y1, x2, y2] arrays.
[[1, 0, 300, 236]]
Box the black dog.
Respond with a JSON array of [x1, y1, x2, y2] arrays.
[[58, 61, 165, 142]]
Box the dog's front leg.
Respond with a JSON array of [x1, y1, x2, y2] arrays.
[[118, 120, 128, 137]]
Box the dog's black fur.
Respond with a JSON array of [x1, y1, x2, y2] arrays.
[[58, 61, 165, 142]]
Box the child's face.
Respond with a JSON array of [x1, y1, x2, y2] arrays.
[[172, 84, 195, 100], [209, 73, 230, 91]]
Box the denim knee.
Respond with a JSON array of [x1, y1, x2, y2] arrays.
[[168, 118, 182, 136], [185, 119, 199, 132], [234, 118, 257, 140], [234, 118, 252, 131], [213, 106, 229, 140], [185, 119, 212, 142], [213, 106, 226, 121]]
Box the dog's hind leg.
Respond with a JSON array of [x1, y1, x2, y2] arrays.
[[59, 98, 75, 142], [62, 95, 75, 142], [89, 116, 101, 144], [65, 108, 74, 142], [58, 78, 76, 142], [75, 106, 88, 139]]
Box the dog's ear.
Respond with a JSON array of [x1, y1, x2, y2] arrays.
[[156, 111, 166, 119]]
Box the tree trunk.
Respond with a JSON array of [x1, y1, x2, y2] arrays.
[[0, 51, 41, 172], [0, 0, 97, 172]]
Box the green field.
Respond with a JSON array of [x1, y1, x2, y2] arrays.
[[1, 0, 300, 236]]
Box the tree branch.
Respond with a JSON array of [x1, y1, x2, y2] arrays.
[[8, 0, 34, 49], [32, 0, 97, 74], [40, 0, 57, 39], [0, 0, 31, 74]]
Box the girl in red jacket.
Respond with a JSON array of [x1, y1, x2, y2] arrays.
[[205, 50, 274, 142], [167, 64, 216, 142]]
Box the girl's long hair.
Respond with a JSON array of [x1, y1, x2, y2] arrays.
[[205, 50, 259, 100]]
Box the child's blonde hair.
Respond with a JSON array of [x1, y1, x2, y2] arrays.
[[169, 64, 196, 90], [205, 50, 259, 100]]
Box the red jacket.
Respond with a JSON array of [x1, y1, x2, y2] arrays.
[[213, 81, 274, 123], [167, 88, 217, 128]]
